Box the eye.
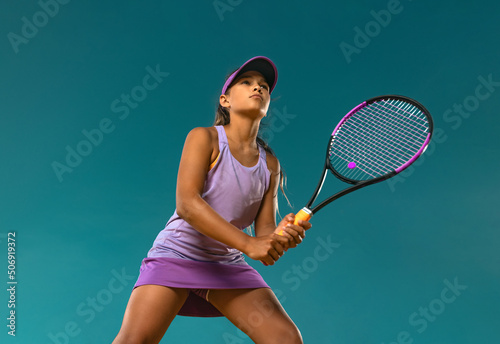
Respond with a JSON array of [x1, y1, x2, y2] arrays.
[[241, 80, 250, 85], [260, 84, 269, 90]]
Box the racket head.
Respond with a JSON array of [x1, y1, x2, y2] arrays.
[[327, 95, 433, 184]]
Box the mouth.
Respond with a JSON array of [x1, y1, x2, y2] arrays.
[[250, 94, 263, 100]]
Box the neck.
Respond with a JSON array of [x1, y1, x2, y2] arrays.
[[224, 112, 261, 148]]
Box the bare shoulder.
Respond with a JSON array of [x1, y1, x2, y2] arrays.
[[185, 127, 218, 147], [186, 126, 217, 141], [185, 126, 219, 162], [265, 151, 281, 177]]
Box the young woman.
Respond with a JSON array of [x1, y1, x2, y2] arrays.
[[112, 56, 311, 344]]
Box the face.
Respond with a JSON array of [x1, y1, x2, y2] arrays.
[[220, 71, 271, 118]]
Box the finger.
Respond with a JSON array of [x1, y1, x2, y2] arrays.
[[288, 222, 307, 235], [282, 236, 297, 249], [272, 240, 285, 256], [280, 227, 302, 245], [266, 248, 280, 263], [282, 240, 291, 251], [283, 224, 306, 240], [268, 239, 286, 261], [262, 255, 275, 266], [280, 230, 294, 241], [274, 236, 290, 251], [280, 213, 294, 226], [298, 220, 312, 230], [273, 234, 291, 248]]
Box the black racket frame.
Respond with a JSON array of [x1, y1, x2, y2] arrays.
[[304, 95, 434, 215]]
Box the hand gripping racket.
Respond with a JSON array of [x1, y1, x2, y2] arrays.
[[281, 95, 433, 231]]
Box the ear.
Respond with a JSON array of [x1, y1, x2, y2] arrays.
[[219, 94, 230, 108]]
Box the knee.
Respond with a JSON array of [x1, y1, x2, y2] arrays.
[[272, 324, 303, 344], [112, 332, 156, 344]]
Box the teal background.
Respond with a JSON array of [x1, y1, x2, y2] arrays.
[[1, 0, 499, 343]]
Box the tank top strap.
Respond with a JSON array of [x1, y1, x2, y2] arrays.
[[215, 125, 228, 147], [258, 143, 267, 166], [215, 125, 268, 169]]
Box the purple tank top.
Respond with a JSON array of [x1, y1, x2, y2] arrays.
[[148, 126, 270, 264]]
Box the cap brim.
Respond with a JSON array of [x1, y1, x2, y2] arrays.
[[221, 56, 278, 95]]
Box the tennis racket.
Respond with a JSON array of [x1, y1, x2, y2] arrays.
[[280, 95, 433, 231]]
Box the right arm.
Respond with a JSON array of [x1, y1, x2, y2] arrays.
[[175, 127, 287, 265]]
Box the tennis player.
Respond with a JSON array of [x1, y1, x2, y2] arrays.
[[112, 56, 311, 344]]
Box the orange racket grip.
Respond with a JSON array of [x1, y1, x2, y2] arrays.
[[277, 208, 312, 235], [293, 208, 312, 225]]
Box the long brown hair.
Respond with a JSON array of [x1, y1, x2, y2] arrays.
[[214, 75, 290, 209]]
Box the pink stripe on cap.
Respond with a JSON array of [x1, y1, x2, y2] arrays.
[[221, 56, 278, 95]]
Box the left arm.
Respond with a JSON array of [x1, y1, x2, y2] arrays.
[[254, 154, 311, 249]]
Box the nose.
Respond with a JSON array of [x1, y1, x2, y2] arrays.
[[253, 84, 262, 92]]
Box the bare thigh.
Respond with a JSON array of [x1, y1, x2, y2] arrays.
[[208, 288, 303, 344], [112, 285, 189, 344]]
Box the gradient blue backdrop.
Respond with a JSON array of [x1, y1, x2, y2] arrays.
[[1, 0, 499, 343]]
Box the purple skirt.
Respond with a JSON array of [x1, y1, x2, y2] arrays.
[[134, 257, 269, 317]]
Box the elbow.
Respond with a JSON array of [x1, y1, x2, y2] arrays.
[[176, 195, 200, 222], [176, 199, 190, 221]]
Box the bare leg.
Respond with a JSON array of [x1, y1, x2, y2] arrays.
[[208, 288, 303, 344], [112, 285, 189, 344]]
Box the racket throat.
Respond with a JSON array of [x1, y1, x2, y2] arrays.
[[306, 167, 329, 209]]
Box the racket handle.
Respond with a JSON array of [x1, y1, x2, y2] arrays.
[[294, 207, 313, 225], [278, 208, 312, 235]]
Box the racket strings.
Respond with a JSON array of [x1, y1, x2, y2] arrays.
[[330, 98, 430, 181], [333, 114, 418, 176], [331, 134, 391, 179], [330, 149, 379, 178], [335, 100, 429, 178], [332, 133, 400, 180], [371, 101, 429, 142], [368, 101, 427, 141], [383, 101, 429, 130], [355, 105, 425, 157], [344, 116, 415, 161], [332, 128, 406, 175], [336, 110, 427, 176], [378, 101, 428, 129]]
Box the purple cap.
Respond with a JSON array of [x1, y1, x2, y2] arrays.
[[221, 56, 278, 95]]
